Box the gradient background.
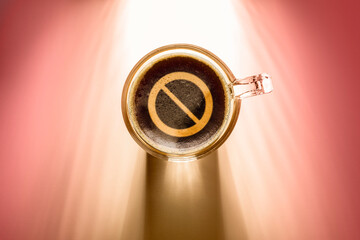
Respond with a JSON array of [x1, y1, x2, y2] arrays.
[[0, 0, 359, 239]]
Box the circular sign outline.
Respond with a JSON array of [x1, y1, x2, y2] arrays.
[[148, 72, 213, 137]]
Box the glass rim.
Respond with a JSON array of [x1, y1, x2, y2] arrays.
[[121, 44, 241, 161]]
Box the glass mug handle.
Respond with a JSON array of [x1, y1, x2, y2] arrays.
[[232, 73, 273, 99]]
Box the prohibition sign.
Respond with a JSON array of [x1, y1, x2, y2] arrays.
[[148, 72, 213, 137]]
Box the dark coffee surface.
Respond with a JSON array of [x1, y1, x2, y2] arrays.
[[134, 56, 226, 149], [155, 79, 205, 129]]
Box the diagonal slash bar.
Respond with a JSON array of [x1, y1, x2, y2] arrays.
[[161, 86, 200, 124]]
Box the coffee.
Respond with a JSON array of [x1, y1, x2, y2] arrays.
[[132, 56, 227, 151]]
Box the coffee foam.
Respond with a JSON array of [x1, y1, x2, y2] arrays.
[[127, 48, 234, 156]]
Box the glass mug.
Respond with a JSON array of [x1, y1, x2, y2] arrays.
[[122, 44, 272, 161]]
